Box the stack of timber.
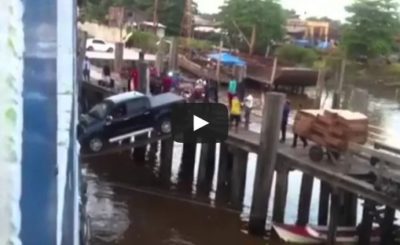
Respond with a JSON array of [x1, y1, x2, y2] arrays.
[[293, 109, 368, 151]]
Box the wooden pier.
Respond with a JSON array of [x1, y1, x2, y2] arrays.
[[80, 80, 400, 244]]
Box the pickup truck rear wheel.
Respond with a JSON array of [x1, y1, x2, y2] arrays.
[[88, 137, 104, 153], [160, 119, 172, 134]]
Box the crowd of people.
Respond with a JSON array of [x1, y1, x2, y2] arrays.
[[83, 57, 306, 147]]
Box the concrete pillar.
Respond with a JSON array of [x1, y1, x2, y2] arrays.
[[249, 92, 286, 235], [168, 37, 178, 71], [272, 166, 289, 223], [230, 148, 248, 209], [296, 173, 314, 226], [114, 42, 124, 73], [159, 138, 173, 182]]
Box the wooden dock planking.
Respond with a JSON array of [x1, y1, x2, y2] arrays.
[[227, 129, 400, 210]]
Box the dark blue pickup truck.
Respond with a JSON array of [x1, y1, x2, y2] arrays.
[[78, 91, 184, 153]]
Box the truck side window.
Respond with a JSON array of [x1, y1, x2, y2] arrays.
[[111, 104, 127, 119], [127, 98, 148, 115]]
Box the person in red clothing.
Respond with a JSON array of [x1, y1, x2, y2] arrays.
[[129, 62, 139, 91], [162, 72, 173, 92]]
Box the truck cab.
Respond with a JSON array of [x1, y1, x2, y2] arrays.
[[78, 91, 183, 153]]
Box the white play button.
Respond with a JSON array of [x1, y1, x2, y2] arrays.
[[193, 115, 209, 131]]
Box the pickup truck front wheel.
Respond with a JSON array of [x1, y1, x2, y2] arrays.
[[159, 119, 172, 134]]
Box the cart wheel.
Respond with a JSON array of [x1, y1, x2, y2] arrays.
[[309, 145, 324, 162]]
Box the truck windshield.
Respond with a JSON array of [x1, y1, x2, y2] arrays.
[[88, 102, 109, 119]]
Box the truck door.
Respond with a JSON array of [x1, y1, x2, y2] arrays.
[[126, 97, 153, 133], [105, 102, 130, 141]]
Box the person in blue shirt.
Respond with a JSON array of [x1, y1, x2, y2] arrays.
[[281, 100, 291, 143], [228, 78, 238, 108]]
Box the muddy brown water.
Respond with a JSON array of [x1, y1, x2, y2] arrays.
[[84, 87, 400, 245]]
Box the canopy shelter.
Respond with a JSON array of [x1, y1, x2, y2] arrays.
[[208, 52, 246, 67]]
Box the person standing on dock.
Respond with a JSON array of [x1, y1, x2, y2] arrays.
[[129, 62, 139, 91], [102, 65, 111, 87], [230, 95, 242, 132], [243, 93, 254, 129], [280, 100, 291, 143], [292, 104, 308, 148], [228, 78, 238, 108], [82, 57, 91, 82]]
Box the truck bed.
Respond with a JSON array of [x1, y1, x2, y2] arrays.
[[149, 92, 184, 108]]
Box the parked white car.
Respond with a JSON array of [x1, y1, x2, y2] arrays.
[[86, 38, 114, 53]]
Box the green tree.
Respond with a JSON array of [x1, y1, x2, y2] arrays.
[[276, 44, 318, 67], [219, 0, 285, 55], [342, 0, 400, 58]]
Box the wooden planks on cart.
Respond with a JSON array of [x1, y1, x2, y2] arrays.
[[293, 109, 368, 151]]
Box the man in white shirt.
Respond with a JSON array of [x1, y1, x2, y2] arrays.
[[82, 57, 90, 82], [244, 94, 253, 129]]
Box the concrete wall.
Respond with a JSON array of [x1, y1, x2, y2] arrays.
[[78, 22, 127, 43]]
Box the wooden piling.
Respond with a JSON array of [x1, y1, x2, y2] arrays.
[[159, 138, 173, 182], [179, 142, 196, 180], [380, 206, 395, 245], [217, 143, 230, 188], [272, 165, 289, 223], [358, 199, 375, 245], [216, 143, 233, 203], [318, 181, 331, 225], [296, 173, 314, 226], [133, 133, 148, 162], [148, 131, 159, 162], [197, 143, 216, 189], [340, 191, 357, 226], [327, 189, 340, 245], [249, 92, 285, 235], [230, 147, 248, 209]]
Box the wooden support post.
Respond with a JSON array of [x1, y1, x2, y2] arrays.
[[318, 181, 330, 225], [332, 92, 341, 109], [159, 138, 173, 182], [380, 206, 396, 245], [272, 165, 289, 223], [327, 189, 340, 245], [148, 131, 159, 162], [230, 148, 248, 209], [179, 143, 197, 181], [197, 143, 216, 189], [296, 173, 314, 226], [249, 92, 285, 235], [358, 200, 375, 245], [133, 133, 148, 162], [349, 88, 369, 114], [339, 191, 357, 226], [216, 143, 233, 203]]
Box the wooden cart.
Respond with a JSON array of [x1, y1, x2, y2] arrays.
[[293, 109, 369, 163]]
